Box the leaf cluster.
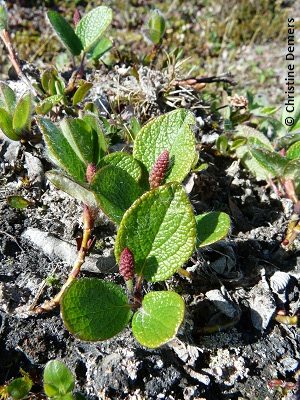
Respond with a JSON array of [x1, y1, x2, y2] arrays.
[[40, 108, 231, 347]]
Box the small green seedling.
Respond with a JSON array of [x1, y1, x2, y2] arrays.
[[143, 9, 166, 65], [0, 82, 32, 141], [146, 9, 166, 45], [36, 108, 231, 347], [47, 6, 113, 63], [43, 360, 75, 400], [0, 370, 33, 400]]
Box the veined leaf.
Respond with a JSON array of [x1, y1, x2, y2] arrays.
[[133, 109, 196, 184], [115, 183, 196, 282], [91, 165, 143, 224], [61, 278, 131, 341], [132, 291, 184, 348], [75, 6, 113, 53], [97, 152, 143, 182]]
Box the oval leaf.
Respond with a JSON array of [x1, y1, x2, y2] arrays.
[[196, 211, 231, 247], [91, 165, 143, 224], [38, 118, 86, 183], [0, 82, 16, 113], [47, 11, 83, 56], [61, 278, 131, 341], [13, 92, 31, 133], [43, 360, 75, 398], [46, 171, 97, 208], [115, 183, 196, 282], [132, 291, 184, 348], [0, 107, 19, 140], [72, 82, 93, 106], [286, 141, 300, 160], [7, 378, 32, 400], [98, 152, 143, 182], [75, 6, 113, 52], [133, 109, 196, 183]]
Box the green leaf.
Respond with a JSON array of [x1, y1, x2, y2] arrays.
[[13, 92, 31, 133], [234, 125, 275, 180], [89, 37, 113, 60], [82, 114, 108, 162], [61, 278, 131, 341], [46, 171, 97, 208], [60, 118, 97, 165], [286, 141, 300, 160], [196, 211, 231, 247], [47, 11, 83, 56], [0, 82, 16, 113], [146, 9, 166, 45], [43, 360, 75, 398], [250, 147, 288, 177], [75, 6, 113, 53], [281, 95, 300, 132], [35, 94, 64, 115], [98, 152, 143, 182], [72, 82, 93, 106], [38, 118, 86, 183], [0, 107, 19, 140], [115, 183, 196, 282], [216, 135, 228, 154], [7, 196, 31, 209], [7, 377, 32, 400], [91, 165, 143, 224], [132, 291, 184, 348], [133, 109, 196, 184]]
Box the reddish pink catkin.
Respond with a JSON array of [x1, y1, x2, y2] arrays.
[[86, 163, 97, 184], [73, 9, 81, 26], [119, 248, 134, 281], [149, 150, 169, 189]]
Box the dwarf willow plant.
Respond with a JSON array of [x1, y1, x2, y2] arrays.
[[47, 6, 113, 63], [37, 108, 230, 347], [0, 82, 32, 141]]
